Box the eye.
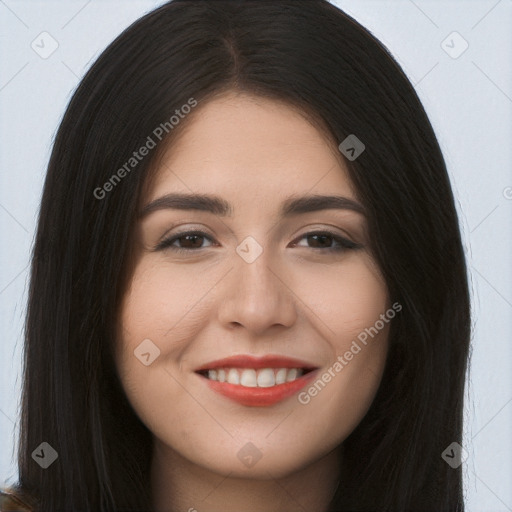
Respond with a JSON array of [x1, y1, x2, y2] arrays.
[[154, 229, 361, 254], [154, 230, 215, 253], [291, 230, 362, 252]]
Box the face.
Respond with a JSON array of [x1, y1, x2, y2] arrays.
[[115, 91, 391, 479]]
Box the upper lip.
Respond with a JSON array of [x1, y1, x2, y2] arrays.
[[195, 354, 319, 372]]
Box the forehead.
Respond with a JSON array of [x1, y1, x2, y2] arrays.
[[145, 92, 358, 207]]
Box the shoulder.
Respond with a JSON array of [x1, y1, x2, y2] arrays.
[[0, 488, 36, 511]]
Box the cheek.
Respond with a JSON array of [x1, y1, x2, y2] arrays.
[[117, 259, 217, 349], [291, 257, 390, 436], [115, 264, 182, 409], [295, 255, 389, 342], [114, 260, 223, 431]]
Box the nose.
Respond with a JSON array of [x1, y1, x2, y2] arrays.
[[217, 246, 297, 335]]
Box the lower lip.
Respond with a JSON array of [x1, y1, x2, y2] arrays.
[[200, 370, 319, 407]]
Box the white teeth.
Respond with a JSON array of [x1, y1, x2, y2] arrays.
[[257, 368, 275, 387], [227, 368, 240, 385], [240, 369, 257, 387], [204, 367, 305, 387], [275, 368, 287, 385], [286, 368, 298, 382]]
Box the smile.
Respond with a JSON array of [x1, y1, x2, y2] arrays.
[[200, 367, 307, 387], [195, 355, 319, 407]]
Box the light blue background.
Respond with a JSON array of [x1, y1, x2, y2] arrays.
[[1, 1, 511, 510]]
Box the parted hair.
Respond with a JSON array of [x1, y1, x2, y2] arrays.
[[5, 1, 470, 510]]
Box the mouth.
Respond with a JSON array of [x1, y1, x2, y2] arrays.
[[197, 366, 314, 385], [195, 355, 319, 407]]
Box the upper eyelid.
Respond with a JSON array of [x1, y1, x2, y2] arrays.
[[157, 227, 359, 249], [152, 212, 363, 243], [159, 221, 355, 238], [161, 226, 351, 240]]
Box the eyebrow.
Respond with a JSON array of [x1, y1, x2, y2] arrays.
[[139, 192, 365, 218]]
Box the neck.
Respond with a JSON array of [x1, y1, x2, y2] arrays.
[[150, 441, 341, 512]]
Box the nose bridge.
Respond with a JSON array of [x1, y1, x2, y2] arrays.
[[238, 243, 277, 297], [218, 236, 296, 332]]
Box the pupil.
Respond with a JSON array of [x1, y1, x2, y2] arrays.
[[177, 234, 334, 249], [310, 234, 331, 248], [182, 235, 202, 248]]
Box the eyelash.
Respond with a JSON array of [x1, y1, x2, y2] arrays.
[[154, 229, 362, 254]]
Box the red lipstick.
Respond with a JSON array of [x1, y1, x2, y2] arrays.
[[195, 354, 319, 407]]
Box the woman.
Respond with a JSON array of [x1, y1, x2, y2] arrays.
[[1, 0, 470, 510]]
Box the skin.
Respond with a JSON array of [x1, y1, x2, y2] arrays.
[[115, 91, 391, 512]]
